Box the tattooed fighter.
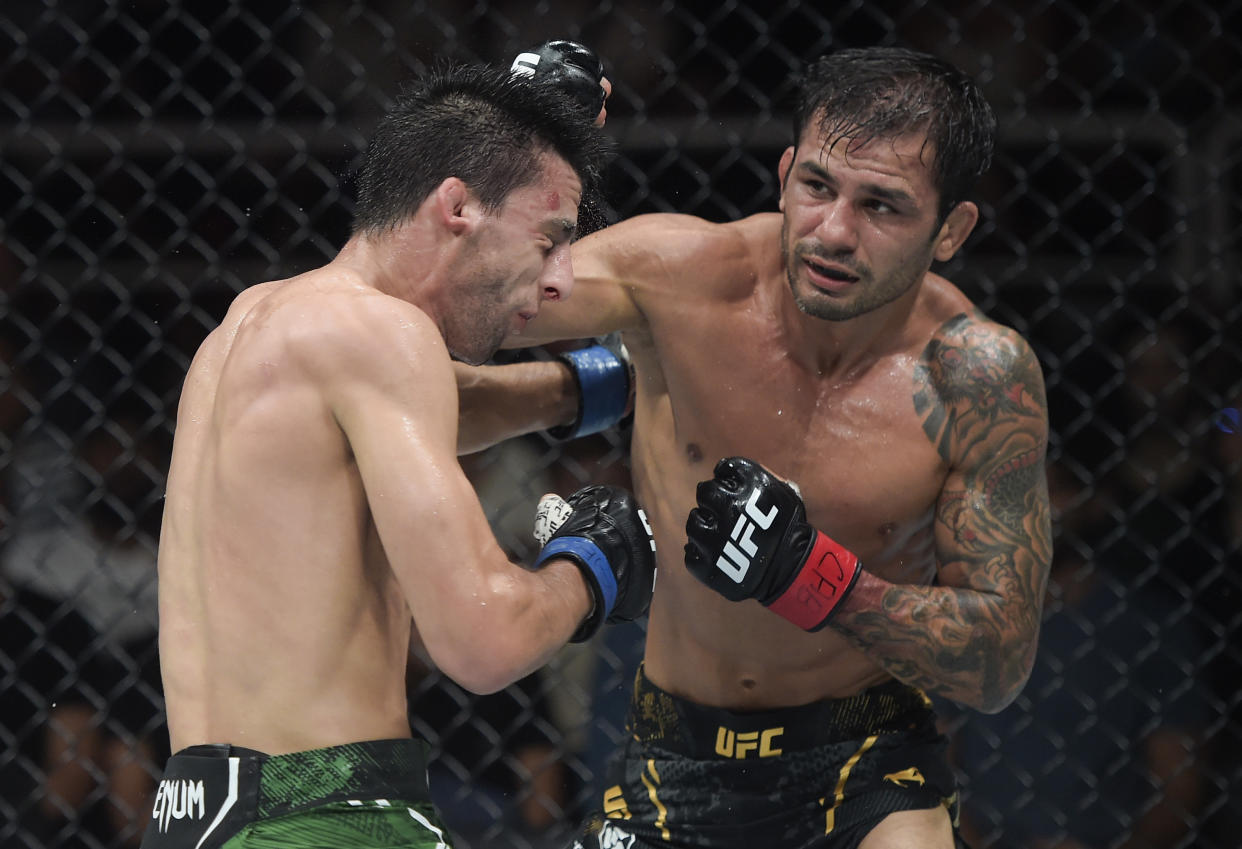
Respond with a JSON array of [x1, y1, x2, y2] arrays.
[[459, 46, 1051, 849]]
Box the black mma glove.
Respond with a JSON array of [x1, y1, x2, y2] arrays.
[[684, 457, 861, 631], [510, 39, 606, 119], [548, 333, 634, 440], [533, 485, 657, 642]]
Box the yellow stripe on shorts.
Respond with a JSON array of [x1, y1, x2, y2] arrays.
[[823, 733, 878, 834], [639, 758, 671, 841]]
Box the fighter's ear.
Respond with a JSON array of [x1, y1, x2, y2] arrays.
[[777, 146, 796, 212], [932, 200, 979, 262], [434, 177, 476, 236]]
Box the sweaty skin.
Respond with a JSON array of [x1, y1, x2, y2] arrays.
[[158, 157, 595, 756], [461, 127, 1052, 716]]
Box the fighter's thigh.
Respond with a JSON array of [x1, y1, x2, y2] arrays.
[[856, 805, 955, 849]]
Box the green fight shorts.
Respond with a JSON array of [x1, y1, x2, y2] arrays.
[[571, 666, 965, 849], [138, 738, 452, 849]]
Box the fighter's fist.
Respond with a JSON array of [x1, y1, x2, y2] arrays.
[[548, 333, 634, 440], [534, 485, 657, 642], [511, 40, 608, 124], [534, 493, 575, 547], [684, 457, 861, 631]]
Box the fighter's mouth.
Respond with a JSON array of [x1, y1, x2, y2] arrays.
[[804, 256, 859, 284]]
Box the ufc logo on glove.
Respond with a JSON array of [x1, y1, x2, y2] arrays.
[[684, 457, 861, 631], [715, 491, 779, 582]]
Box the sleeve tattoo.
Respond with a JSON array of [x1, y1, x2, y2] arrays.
[[833, 312, 1052, 712]]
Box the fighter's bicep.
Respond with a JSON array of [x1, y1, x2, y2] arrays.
[[931, 463, 1049, 598], [915, 315, 1052, 597], [316, 306, 499, 578]]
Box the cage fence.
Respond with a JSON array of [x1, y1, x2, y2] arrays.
[[1, 1, 1240, 848]]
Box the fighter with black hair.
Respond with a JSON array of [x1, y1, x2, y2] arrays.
[[144, 61, 652, 849], [463, 45, 1051, 849]]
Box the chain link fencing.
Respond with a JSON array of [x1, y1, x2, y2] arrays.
[[1, 1, 1239, 847]]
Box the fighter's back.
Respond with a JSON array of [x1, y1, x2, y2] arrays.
[[157, 274, 413, 755]]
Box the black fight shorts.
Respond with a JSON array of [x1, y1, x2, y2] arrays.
[[571, 666, 965, 849]]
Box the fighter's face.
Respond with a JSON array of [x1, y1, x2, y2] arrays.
[[445, 155, 582, 365], [777, 123, 947, 322]]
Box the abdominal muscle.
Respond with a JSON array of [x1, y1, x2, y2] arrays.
[[631, 437, 897, 712], [639, 503, 893, 712]]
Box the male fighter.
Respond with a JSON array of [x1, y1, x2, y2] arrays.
[[460, 46, 1052, 848], [143, 61, 655, 849]]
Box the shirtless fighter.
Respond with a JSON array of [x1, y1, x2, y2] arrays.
[[142, 61, 656, 849], [458, 46, 1052, 848]]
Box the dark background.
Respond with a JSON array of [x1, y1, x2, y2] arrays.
[[2, 2, 1239, 848]]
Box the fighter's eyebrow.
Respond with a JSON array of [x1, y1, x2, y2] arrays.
[[797, 161, 915, 206], [863, 183, 916, 206], [797, 160, 834, 182], [549, 218, 576, 243]]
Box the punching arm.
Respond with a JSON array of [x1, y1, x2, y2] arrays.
[[685, 317, 1052, 713], [456, 336, 633, 455]]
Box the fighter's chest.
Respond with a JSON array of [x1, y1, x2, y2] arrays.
[[650, 325, 945, 557]]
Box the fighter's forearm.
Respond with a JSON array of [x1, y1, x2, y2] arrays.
[[831, 570, 1041, 714], [418, 555, 593, 695], [455, 360, 576, 455]]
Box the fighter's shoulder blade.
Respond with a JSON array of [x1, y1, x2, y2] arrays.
[[276, 285, 450, 401]]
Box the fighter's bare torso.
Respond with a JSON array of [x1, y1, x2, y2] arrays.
[[568, 212, 983, 709], [158, 273, 415, 754]]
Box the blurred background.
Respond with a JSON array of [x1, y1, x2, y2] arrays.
[[1, 1, 1239, 847]]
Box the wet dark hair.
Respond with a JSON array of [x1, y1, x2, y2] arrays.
[[353, 62, 612, 235], [793, 47, 996, 222]]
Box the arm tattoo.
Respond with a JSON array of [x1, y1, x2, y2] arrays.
[[833, 312, 1052, 712]]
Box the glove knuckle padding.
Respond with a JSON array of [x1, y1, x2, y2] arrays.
[[683, 456, 858, 627], [534, 484, 656, 642], [510, 39, 605, 119]]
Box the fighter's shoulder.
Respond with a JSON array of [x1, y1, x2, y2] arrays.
[[913, 283, 1048, 453], [922, 311, 1042, 383], [582, 212, 774, 290], [916, 275, 1036, 365], [598, 211, 767, 240], [251, 279, 446, 380]]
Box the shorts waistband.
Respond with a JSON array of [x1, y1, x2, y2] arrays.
[[167, 738, 431, 819], [627, 665, 935, 758]]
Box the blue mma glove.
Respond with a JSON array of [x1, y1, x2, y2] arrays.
[[548, 334, 634, 440]]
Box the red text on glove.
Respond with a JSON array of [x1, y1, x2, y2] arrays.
[[766, 533, 860, 630]]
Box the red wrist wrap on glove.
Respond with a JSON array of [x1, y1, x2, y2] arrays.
[[765, 531, 861, 630]]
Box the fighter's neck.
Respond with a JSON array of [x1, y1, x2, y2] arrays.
[[777, 280, 926, 379], [332, 228, 449, 312]]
